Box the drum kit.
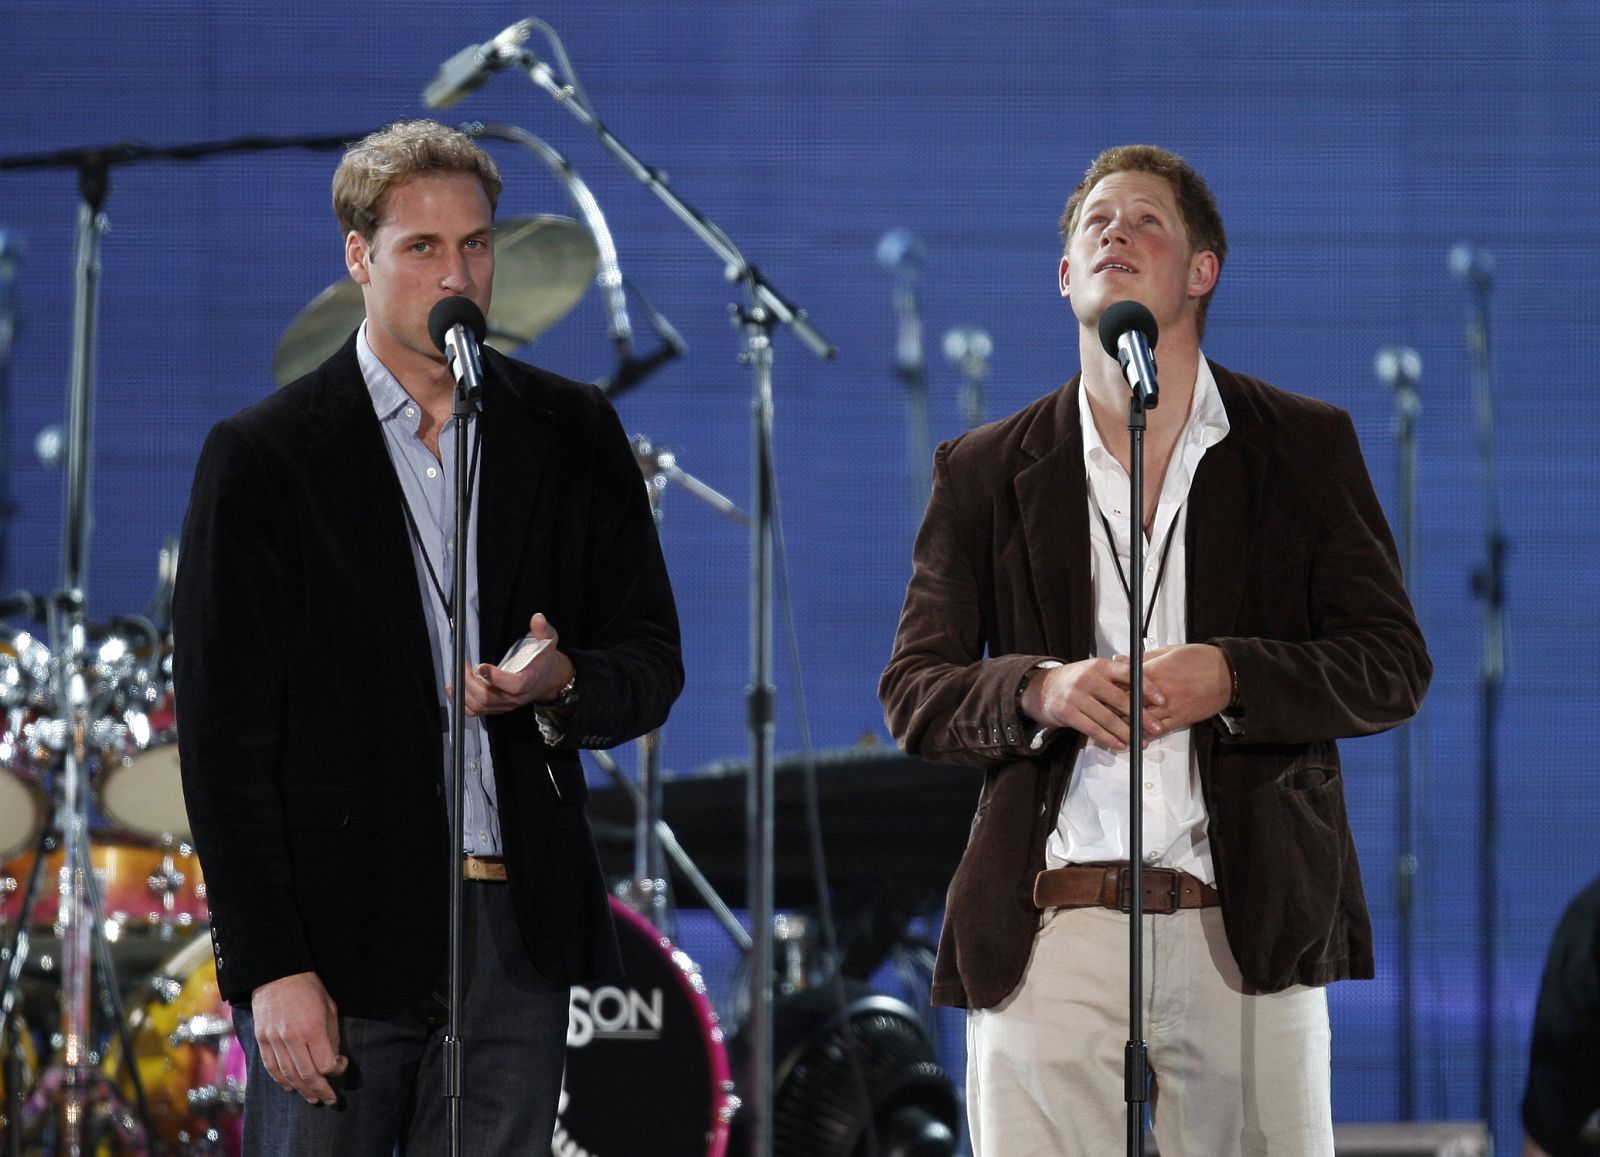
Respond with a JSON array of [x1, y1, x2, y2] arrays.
[[0, 119, 744, 1155]]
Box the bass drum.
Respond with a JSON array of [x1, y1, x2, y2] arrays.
[[106, 934, 244, 1155], [556, 898, 734, 1156]]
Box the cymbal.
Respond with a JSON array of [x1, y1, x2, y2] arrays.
[[272, 214, 599, 388]]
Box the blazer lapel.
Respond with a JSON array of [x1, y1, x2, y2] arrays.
[[1186, 367, 1264, 644], [1014, 380, 1094, 661], [305, 345, 440, 718], [475, 356, 557, 656]]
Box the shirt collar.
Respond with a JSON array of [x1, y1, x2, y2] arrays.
[[356, 321, 415, 425], [1078, 353, 1231, 471]]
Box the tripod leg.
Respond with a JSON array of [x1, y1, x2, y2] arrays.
[[73, 837, 155, 1152]]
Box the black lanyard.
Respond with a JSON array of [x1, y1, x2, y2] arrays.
[[396, 418, 482, 633], [1097, 501, 1183, 643]]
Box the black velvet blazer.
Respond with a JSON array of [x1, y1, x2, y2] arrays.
[[173, 334, 682, 1015], [880, 363, 1431, 1007]]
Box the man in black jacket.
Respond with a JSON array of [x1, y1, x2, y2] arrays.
[[174, 119, 682, 1154]]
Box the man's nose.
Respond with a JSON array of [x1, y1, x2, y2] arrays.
[[440, 249, 472, 290], [1100, 213, 1131, 244]]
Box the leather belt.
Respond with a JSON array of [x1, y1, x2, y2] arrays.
[[463, 855, 507, 882], [1033, 863, 1219, 914]]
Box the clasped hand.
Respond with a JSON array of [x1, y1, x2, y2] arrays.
[[1019, 643, 1232, 751]]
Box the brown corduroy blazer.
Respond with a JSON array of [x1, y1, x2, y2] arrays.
[[880, 363, 1431, 1008]]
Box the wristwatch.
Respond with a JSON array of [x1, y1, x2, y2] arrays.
[[546, 670, 578, 710], [534, 671, 579, 746]]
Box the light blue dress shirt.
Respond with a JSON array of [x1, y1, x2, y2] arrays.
[[358, 323, 502, 856]]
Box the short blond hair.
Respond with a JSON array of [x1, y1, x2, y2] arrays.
[[332, 119, 502, 241], [1059, 145, 1228, 338]]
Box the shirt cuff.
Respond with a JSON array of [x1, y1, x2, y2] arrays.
[[1019, 660, 1063, 751]]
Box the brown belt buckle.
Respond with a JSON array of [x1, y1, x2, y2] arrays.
[[1118, 866, 1181, 914]]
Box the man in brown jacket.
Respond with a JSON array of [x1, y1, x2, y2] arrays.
[[879, 145, 1430, 1156]]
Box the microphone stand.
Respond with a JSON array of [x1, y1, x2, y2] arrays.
[[1457, 251, 1505, 1123], [877, 230, 929, 514], [1376, 347, 1421, 1118], [1122, 371, 1154, 1157], [496, 42, 835, 1157], [443, 344, 479, 1157]]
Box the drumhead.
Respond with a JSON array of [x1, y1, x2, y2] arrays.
[[0, 772, 45, 861], [99, 742, 191, 842], [555, 898, 732, 1156]]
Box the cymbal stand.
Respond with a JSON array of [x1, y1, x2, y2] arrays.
[[50, 147, 113, 1156], [19, 148, 150, 1156], [588, 748, 752, 954], [622, 437, 750, 935], [495, 27, 836, 1156]]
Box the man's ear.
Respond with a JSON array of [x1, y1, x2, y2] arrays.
[[1059, 255, 1071, 299], [346, 230, 371, 285], [1188, 249, 1219, 299]]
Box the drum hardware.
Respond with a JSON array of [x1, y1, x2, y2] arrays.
[[0, 805, 160, 1152], [589, 744, 753, 957], [612, 437, 749, 941]]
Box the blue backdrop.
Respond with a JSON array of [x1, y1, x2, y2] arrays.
[[3, 2, 1596, 1151]]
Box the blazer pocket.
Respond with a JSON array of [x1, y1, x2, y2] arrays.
[[544, 752, 590, 806], [284, 790, 355, 832]]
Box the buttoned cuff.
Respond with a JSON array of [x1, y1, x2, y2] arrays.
[[1019, 660, 1063, 751]]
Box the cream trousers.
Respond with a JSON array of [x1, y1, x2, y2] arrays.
[[965, 904, 1334, 1157]]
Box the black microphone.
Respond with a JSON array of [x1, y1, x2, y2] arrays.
[[428, 297, 487, 396], [1097, 300, 1160, 408], [423, 21, 533, 109]]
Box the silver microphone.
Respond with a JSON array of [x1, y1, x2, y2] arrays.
[[428, 298, 487, 396], [423, 20, 535, 109]]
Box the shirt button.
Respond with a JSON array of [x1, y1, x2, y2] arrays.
[[426, 467, 438, 479], [405, 406, 416, 418], [1143, 781, 1154, 790], [1145, 851, 1160, 864]]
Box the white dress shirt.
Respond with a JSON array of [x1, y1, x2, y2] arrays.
[[1043, 358, 1231, 884]]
